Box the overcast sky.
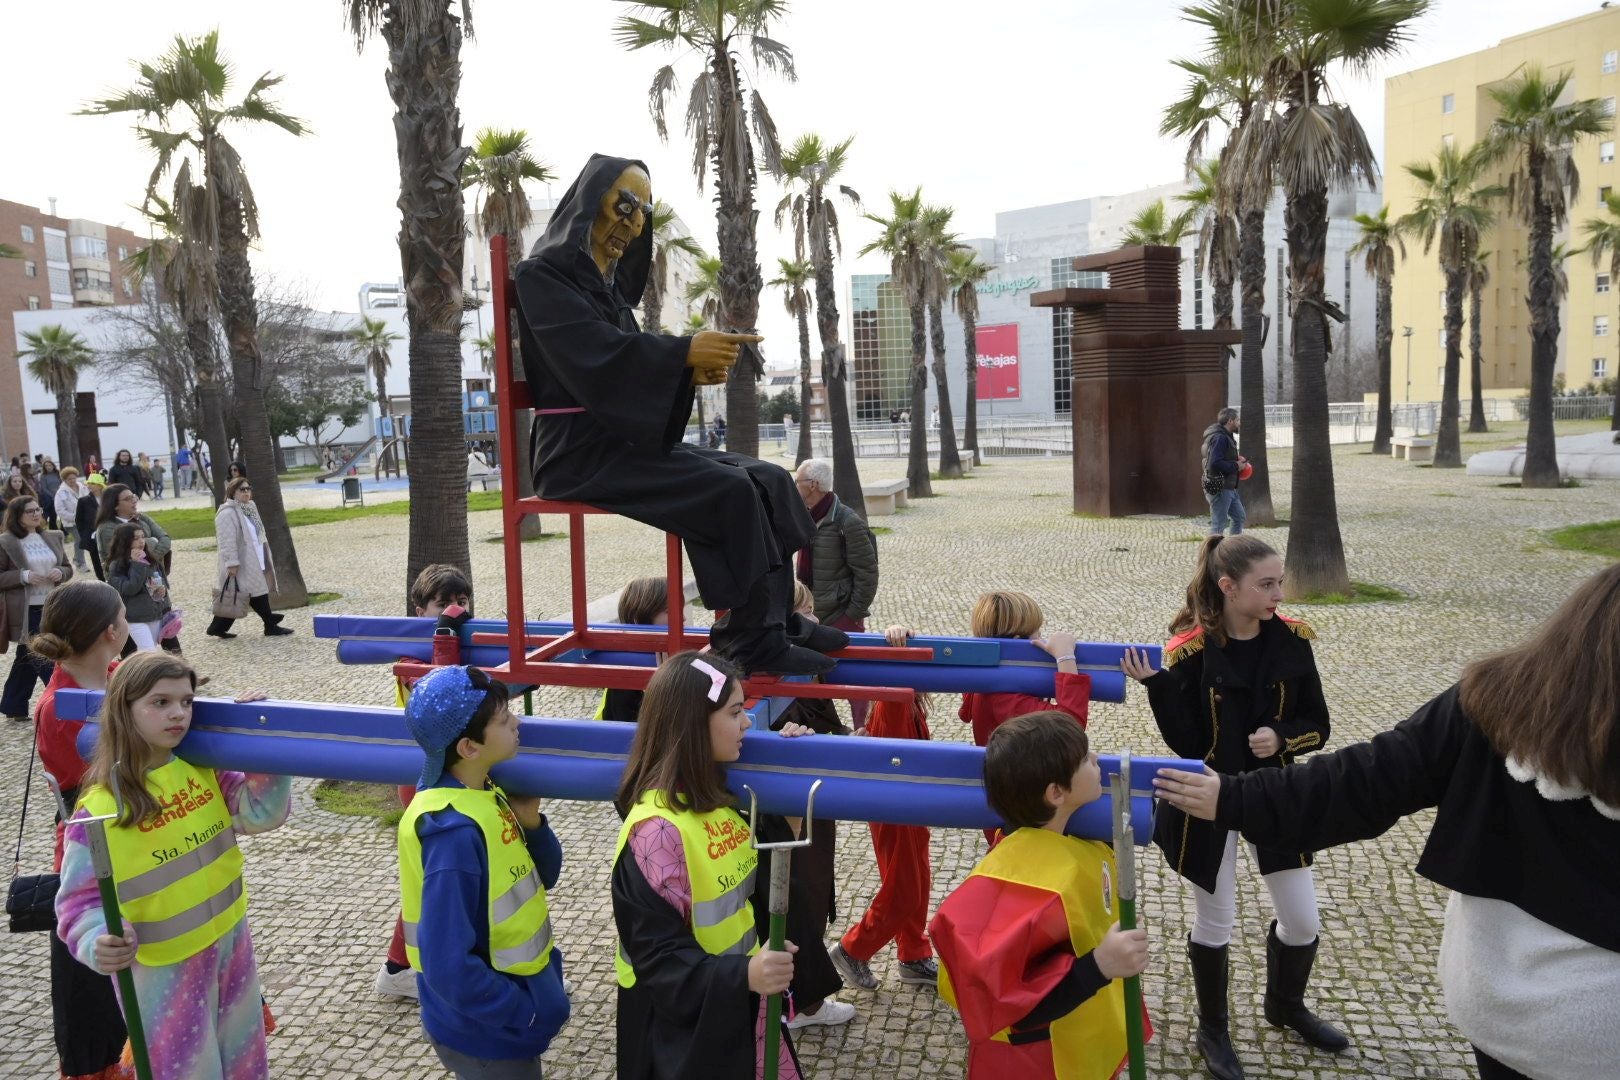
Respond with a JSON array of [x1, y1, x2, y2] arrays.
[[2, 0, 1603, 361]]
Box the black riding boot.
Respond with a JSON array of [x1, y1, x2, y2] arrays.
[[710, 563, 832, 676], [1187, 937, 1245, 1080], [1263, 921, 1349, 1052]]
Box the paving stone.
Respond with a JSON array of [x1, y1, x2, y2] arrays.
[[1, 431, 1613, 1078]]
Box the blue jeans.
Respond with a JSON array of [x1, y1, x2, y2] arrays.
[[1207, 487, 1245, 535], [1, 605, 51, 718]]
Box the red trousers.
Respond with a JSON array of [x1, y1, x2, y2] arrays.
[[841, 821, 932, 963], [386, 784, 417, 969]]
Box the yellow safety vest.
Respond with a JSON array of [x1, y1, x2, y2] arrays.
[[398, 783, 555, 976], [79, 758, 245, 967], [939, 828, 1128, 1080], [613, 791, 759, 988]]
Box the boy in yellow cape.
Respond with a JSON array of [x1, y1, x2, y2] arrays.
[[932, 710, 1153, 1079]]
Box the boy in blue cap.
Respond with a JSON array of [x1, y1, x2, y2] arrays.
[[398, 665, 570, 1079]]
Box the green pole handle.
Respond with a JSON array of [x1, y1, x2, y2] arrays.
[[762, 848, 790, 1080], [1119, 894, 1146, 1080], [93, 855, 154, 1080], [523, 689, 534, 717]]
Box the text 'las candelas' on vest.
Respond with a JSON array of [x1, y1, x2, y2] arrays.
[[140, 774, 218, 834], [703, 816, 750, 861]]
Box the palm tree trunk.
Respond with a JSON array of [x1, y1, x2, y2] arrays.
[[187, 311, 231, 505], [1435, 270, 1465, 466], [1522, 153, 1561, 487], [1373, 274, 1395, 454], [906, 299, 932, 498], [962, 304, 980, 466], [373, 369, 395, 474], [1283, 184, 1351, 598], [1213, 229, 1236, 402], [810, 194, 864, 517], [54, 391, 81, 478], [215, 190, 309, 606], [1237, 205, 1276, 524], [642, 271, 664, 336], [794, 300, 813, 465], [927, 297, 962, 478], [380, 1, 474, 602], [1468, 276, 1489, 433], [712, 48, 763, 459], [504, 238, 542, 540]]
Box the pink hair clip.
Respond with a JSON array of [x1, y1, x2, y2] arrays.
[[688, 657, 727, 703]]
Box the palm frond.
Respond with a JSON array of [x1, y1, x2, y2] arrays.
[[648, 65, 679, 140], [685, 70, 715, 190], [748, 35, 796, 81], [751, 89, 784, 179]]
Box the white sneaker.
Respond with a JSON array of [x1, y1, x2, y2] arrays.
[[374, 965, 419, 999], [785, 998, 857, 1030]]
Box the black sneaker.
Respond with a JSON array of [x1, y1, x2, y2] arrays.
[[743, 642, 835, 676], [829, 943, 878, 991], [787, 615, 850, 655], [897, 958, 938, 986], [264, 626, 294, 637]]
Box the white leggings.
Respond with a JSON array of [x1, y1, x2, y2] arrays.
[[126, 621, 163, 652], [1190, 830, 1321, 948]]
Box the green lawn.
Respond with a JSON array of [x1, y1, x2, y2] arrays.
[[1547, 520, 1620, 559], [148, 491, 505, 541]]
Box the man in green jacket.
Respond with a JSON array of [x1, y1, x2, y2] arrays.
[[793, 458, 880, 726]]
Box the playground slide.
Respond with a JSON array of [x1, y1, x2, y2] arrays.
[[314, 435, 378, 482]]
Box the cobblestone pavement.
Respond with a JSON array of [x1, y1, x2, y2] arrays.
[[2, 424, 1614, 1079]]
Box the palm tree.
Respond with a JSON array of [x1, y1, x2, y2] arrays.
[[462, 126, 554, 540], [1348, 206, 1407, 454], [1580, 192, 1620, 431], [861, 189, 933, 498], [645, 201, 705, 333], [127, 192, 233, 504], [1121, 199, 1196, 246], [1479, 64, 1612, 485], [686, 255, 723, 323], [776, 132, 864, 515], [1222, 0, 1427, 598], [616, 0, 795, 458], [1396, 143, 1501, 467], [1177, 156, 1239, 337], [1466, 247, 1491, 433], [351, 315, 402, 469], [344, 0, 476, 605], [18, 326, 94, 469], [1162, 22, 1279, 524], [945, 247, 992, 466], [472, 331, 497, 374], [683, 312, 709, 333], [768, 258, 815, 465], [84, 30, 311, 604], [922, 204, 965, 479]]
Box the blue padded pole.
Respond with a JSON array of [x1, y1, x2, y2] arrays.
[[59, 691, 1195, 843]]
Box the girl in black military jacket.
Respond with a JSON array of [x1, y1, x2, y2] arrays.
[[1123, 535, 1345, 1080]]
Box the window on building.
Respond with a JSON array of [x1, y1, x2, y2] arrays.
[[1601, 273, 1612, 294], [24, 260, 36, 278], [117, 245, 127, 261], [69, 235, 108, 260], [43, 231, 67, 262], [1439, 290, 1446, 314], [47, 266, 71, 296], [1438, 329, 1446, 350], [1441, 93, 1454, 114], [1193, 252, 1205, 330], [1596, 315, 1610, 337], [26, 296, 40, 310], [1606, 50, 1618, 74], [1605, 97, 1618, 118], [1441, 133, 1455, 149], [20, 225, 34, 244], [1595, 357, 1610, 379], [1604, 141, 1617, 164], [1603, 185, 1614, 205], [123, 278, 133, 297]]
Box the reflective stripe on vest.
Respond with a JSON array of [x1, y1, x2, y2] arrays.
[[939, 827, 1128, 1080], [612, 791, 759, 989], [79, 759, 246, 966], [397, 783, 554, 977]]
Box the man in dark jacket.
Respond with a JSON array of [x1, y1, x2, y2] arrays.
[[1201, 407, 1245, 536], [793, 457, 879, 725]]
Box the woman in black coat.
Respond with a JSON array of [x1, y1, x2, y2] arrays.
[[1123, 534, 1344, 1080], [1152, 562, 1620, 1080]]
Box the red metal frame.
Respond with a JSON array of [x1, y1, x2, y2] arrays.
[[484, 235, 920, 705]]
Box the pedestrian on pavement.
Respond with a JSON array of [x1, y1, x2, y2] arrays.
[[0, 494, 73, 721], [104, 523, 172, 652], [77, 473, 106, 581], [206, 477, 291, 639], [150, 457, 167, 499], [36, 457, 62, 530], [1152, 560, 1620, 1080], [1122, 534, 1344, 1080], [4, 470, 35, 506], [52, 467, 90, 572], [136, 452, 155, 497], [793, 457, 879, 726], [94, 484, 182, 654], [106, 449, 145, 496], [174, 444, 192, 492], [1202, 407, 1246, 537]]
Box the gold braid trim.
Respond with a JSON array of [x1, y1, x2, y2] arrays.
[[1282, 618, 1317, 641], [1285, 732, 1322, 753], [1165, 635, 1206, 668]]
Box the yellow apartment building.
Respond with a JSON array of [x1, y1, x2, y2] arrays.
[[1384, 8, 1620, 406]]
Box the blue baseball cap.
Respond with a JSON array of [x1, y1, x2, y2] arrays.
[[404, 666, 494, 788]]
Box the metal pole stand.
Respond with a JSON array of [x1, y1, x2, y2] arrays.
[[1111, 750, 1146, 1080], [744, 779, 823, 1080]]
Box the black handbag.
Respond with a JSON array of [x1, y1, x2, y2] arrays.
[[7, 725, 60, 933]]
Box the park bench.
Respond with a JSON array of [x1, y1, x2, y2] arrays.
[[1392, 437, 1435, 463], [863, 479, 910, 516]]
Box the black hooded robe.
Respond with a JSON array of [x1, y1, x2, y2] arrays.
[[513, 154, 812, 616]]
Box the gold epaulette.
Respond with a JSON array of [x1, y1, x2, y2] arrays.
[[1163, 628, 1205, 668], [1279, 616, 1317, 641]]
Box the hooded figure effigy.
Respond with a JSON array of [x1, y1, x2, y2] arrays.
[[513, 154, 845, 675]]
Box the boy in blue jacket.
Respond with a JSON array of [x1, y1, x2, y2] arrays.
[[399, 665, 570, 1078]]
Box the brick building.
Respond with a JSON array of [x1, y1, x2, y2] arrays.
[[0, 198, 144, 463]]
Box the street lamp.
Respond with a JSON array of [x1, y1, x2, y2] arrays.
[[1402, 325, 1414, 403]]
